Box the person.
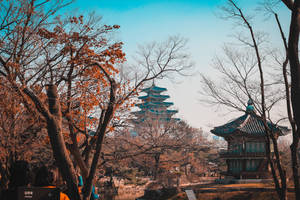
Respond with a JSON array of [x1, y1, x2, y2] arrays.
[[0, 160, 31, 200], [77, 174, 99, 200], [34, 165, 70, 200], [90, 185, 99, 200], [77, 174, 83, 193]]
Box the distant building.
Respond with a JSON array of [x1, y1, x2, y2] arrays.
[[210, 100, 289, 179], [132, 84, 179, 123]]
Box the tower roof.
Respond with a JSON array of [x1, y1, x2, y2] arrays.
[[211, 100, 289, 137], [133, 109, 178, 115], [136, 101, 174, 109], [142, 84, 167, 93], [138, 94, 170, 100]]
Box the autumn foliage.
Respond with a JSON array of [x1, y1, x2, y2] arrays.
[[0, 1, 193, 199]]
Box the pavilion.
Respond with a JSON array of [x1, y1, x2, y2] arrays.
[[211, 100, 288, 179]]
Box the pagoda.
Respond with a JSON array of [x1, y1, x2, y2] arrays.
[[211, 100, 288, 179], [132, 84, 179, 123]]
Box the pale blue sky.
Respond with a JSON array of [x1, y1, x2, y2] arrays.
[[66, 0, 290, 131]]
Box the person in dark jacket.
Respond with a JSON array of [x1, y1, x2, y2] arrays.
[[0, 160, 31, 200], [34, 165, 70, 200]]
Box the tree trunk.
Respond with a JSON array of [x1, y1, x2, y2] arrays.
[[265, 136, 284, 199], [82, 111, 114, 200], [82, 81, 117, 200], [270, 135, 287, 200], [69, 125, 89, 179], [287, 0, 300, 198], [290, 137, 300, 198], [0, 161, 8, 190], [153, 153, 160, 180], [46, 85, 80, 200]]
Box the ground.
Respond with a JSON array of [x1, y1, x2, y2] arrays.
[[169, 183, 296, 200]]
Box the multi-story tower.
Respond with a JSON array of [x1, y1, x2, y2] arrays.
[[211, 100, 288, 179], [133, 84, 179, 123]]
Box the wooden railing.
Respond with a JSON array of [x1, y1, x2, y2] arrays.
[[219, 150, 266, 158]]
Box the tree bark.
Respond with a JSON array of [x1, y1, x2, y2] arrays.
[[46, 85, 80, 200], [69, 125, 89, 180], [265, 135, 284, 199], [0, 161, 8, 190], [82, 81, 117, 200], [286, 0, 300, 198], [153, 153, 161, 180]]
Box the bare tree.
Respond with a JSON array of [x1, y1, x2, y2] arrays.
[[201, 1, 289, 199], [257, 0, 300, 197], [279, 0, 300, 198], [106, 119, 206, 187]]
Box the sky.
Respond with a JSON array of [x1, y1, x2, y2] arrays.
[[66, 0, 291, 132]]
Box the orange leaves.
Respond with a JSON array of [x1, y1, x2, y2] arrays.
[[69, 16, 79, 24], [38, 28, 57, 39], [45, 135, 50, 144], [69, 16, 84, 25], [103, 24, 120, 31], [53, 25, 64, 34], [78, 15, 84, 24], [103, 49, 111, 56], [76, 133, 84, 143], [35, 13, 129, 142], [98, 42, 125, 76], [6, 61, 20, 70], [108, 126, 115, 132]]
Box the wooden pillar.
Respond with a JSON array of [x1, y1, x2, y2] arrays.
[[226, 159, 230, 174]]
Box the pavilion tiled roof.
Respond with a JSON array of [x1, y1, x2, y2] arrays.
[[211, 100, 289, 137]]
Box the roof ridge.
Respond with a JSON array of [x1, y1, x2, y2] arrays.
[[237, 113, 250, 130]]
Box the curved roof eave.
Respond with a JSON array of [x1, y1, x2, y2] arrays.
[[211, 112, 289, 137], [142, 86, 167, 93], [210, 114, 248, 136], [138, 94, 170, 100]]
